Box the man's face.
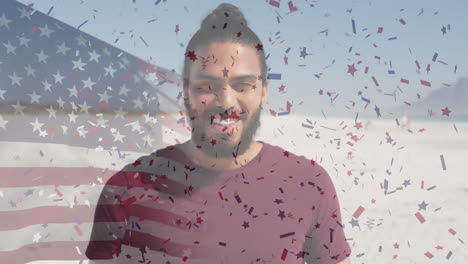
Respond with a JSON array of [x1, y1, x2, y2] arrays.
[[183, 42, 268, 159]]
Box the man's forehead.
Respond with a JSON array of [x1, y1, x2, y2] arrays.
[[193, 72, 258, 81]]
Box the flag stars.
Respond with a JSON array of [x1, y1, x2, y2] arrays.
[[55, 42, 70, 55], [68, 111, 78, 123], [30, 118, 44, 133], [98, 91, 112, 103], [11, 101, 26, 115], [104, 63, 117, 77], [28, 90, 41, 104], [19, 8, 32, 20], [36, 50, 49, 63], [88, 50, 101, 63], [0, 13, 12, 29], [78, 101, 92, 114], [38, 24, 54, 38], [24, 64, 36, 77], [46, 105, 57, 119], [0, 115, 8, 130], [112, 131, 126, 143], [18, 36, 31, 47], [8, 72, 23, 86], [3, 41, 17, 55], [76, 35, 87, 47], [53, 71, 65, 84], [72, 57, 87, 71], [68, 85, 79, 98], [241, 221, 250, 229], [82, 77, 96, 90]]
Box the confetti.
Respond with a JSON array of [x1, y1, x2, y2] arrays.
[[415, 212, 426, 224], [352, 206, 365, 219], [267, 73, 281, 80], [351, 19, 356, 34], [77, 20, 88, 29], [440, 154, 446, 170]]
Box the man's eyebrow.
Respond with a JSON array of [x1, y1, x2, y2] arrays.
[[195, 74, 257, 81]]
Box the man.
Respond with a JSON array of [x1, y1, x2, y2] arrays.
[[86, 3, 352, 263]]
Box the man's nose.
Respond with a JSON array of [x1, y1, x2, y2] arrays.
[[215, 85, 237, 109]]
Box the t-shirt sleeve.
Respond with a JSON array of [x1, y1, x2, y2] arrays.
[[302, 165, 352, 264], [85, 170, 130, 260]]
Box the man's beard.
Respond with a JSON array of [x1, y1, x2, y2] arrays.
[[185, 103, 262, 159]]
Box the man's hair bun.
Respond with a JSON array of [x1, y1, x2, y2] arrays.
[[200, 2, 248, 30]]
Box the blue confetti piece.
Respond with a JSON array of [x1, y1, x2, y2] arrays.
[[265, 53, 270, 60], [154, 0, 162, 5], [74, 216, 82, 225], [275, 31, 281, 35], [302, 123, 314, 129], [177, 117, 185, 124], [277, 111, 290, 116], [432, 52, 438, 62], [234, 194, 242, 203], [395, 118, 400, 126], [384, 179, 388, 190], [77, 20, 88, 29], [169, 196, 174, 203], [427, 185, 437, 191], [24, 168, 32, 175], [47, 6, 54, 15], [440, 154, 446, 170], [306, 119, 313, 124], [446, 251, 452, 260], [279, 232, 295, 238], [348, 46, 353, 53], [351, 19, 356, 34], [361, 97, 370, 103], [219, 242, 227, 246], [285, 47, 291, 53], [267, 73, 281, 80], [388, 70, 395, 74], [388, 36, 398, 40]]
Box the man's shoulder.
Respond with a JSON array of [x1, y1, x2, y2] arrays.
[[105, 145, 180, 185], [264, 142, 333, 185]]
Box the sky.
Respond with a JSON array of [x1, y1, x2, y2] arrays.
[[15, 0, 468, 117]]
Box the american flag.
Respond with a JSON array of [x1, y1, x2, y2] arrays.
[[0, 1, 190, 262]]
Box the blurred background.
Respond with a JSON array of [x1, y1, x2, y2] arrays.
[[1, 0, 467, 263]]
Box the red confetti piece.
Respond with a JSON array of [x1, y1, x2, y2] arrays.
[[372, 76, 379, 86], [415, 212, 426, 224], [280, 248, 288, 261], [74, 225, 83, 236], [420, 80, 431, 87], [400, 78, 409, 84], [448, 228, 457, 235], [399, 18, 406, 25], [424, 252, 434, 259], [353, 206, 365, 219]]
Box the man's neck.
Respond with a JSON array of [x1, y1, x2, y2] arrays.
[[179, 140, 263, 171]]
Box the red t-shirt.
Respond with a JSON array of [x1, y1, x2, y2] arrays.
[[85, 141, 352, 263]]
